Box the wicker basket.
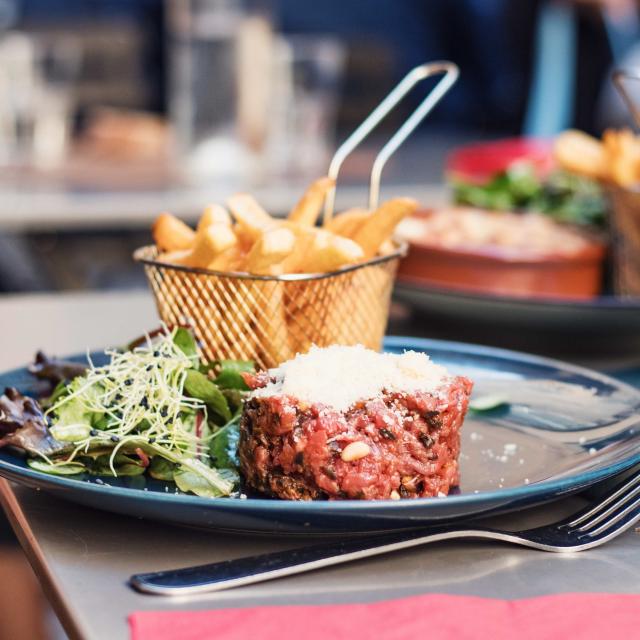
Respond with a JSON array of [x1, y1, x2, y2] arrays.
[[608, 186, 640, 296], [134, 245, 406, 369]]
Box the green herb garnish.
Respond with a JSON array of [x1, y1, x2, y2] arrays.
[[29, 328, 252, 498]]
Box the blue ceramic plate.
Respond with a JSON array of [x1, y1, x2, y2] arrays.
[[1, 337, 640, 534], [395, 283, 640, 336]]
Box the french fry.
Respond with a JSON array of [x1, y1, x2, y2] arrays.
[[154, 195, 411, 273], [603, 128, 623, 158], [207, 246, 247, 272], [554, 130, 609, 181], [227, 194, 274, 241], [182, 274, 258, 364], [320, 272, 361, 346], [233, 223, 255, 253], [288, 176, 335, 227], [181, 223, 238, 268], [352, 197, 418, 259], [378, 239, 396, 255], [255, 280, 293, 364], [197, 204, 232, 232], [157, 249, 191, 265], [285, 263, 390, 355], [278, 226, 363, 273], [277, 225, 316, 273], [612, 155, 640, 188], [283, 281, 308, 355], [246, 227, 296, 275], [605, 129, 640, 188], [323, 265, 389, 348], [304, 230, 364, 273], [285, 275, 351, 354], [324, 207, 371, 238], [152, 213, 195, 251]]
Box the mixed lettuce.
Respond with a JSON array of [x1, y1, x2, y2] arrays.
[[0, 328, 253, 498], [451, 163, 607, 227]]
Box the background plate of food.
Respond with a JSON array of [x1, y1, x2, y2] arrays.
[[394, 282, 640, 350], [395, 134, 640, 344], [1, 335, 639, 535]]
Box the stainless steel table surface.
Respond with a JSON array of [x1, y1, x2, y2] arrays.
[[2, 291, 640, 640], [0, 133, 458, 232], [0, 183, 448, 232]]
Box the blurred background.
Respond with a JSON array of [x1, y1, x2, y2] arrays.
[[1, 1, 639, 638], [0, 0, 635, 294]]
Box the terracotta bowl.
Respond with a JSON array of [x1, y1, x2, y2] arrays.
[[397, 213, 606, 300]]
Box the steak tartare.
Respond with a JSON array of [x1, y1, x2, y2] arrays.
[[239, 345, 473, 500]]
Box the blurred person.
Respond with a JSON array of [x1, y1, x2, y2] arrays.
[[584, 0, 640, 128], [275, 0, 616, 136], [276, 0, 531, 134]]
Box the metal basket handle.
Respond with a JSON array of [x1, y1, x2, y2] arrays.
[[613, 68, 640, 129], [324, 61, 460, 221]]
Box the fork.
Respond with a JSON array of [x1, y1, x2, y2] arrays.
[[130, 471, 640, 596]]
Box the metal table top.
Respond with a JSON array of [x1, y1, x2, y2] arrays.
[[2, 291, 640, 640], [0, 133, 457, 232], [4, 479, 640, 640]]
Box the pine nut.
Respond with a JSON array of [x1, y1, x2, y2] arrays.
[[390, 490, 401, 500], [341, 441, 371, 462]]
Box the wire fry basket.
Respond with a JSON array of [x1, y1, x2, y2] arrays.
[[607, 185, 640, 296], [135, 61, 458, 367], [135, 245, 404, 368], [609, 69, 640, 296]]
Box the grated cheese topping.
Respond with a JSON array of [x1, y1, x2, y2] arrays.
[[252, 345, 450, 411]]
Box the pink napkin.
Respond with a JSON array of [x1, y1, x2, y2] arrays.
[[129, 592, 640, 640]]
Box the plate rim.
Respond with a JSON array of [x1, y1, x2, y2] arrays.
[[1, 336, 639, 514], [395, 280, 640, 311]]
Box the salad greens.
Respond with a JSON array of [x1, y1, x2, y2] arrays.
[[3, 328, 253, 498], [452, 163, 607, 227]]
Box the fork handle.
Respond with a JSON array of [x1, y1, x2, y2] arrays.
[[130, 527, 492, 596]]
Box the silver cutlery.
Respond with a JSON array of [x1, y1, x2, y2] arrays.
[[130, 471, 640, 596]]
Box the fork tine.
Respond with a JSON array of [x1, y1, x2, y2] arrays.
[[576, 481, 640, 532], [564, 470, 640, 528], [578, 492, 640, 540]]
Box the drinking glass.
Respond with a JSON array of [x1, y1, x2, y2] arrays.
[[260, 35, 346, 181], [166, 0, 274, 184]]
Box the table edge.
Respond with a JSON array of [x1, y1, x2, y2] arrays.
[[0, 479, 90, 640]]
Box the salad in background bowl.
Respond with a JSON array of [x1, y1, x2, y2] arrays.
[[396, 137, 608, 300], [446, 137, 607, 228]]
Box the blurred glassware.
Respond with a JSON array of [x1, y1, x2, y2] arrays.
[[0, 32, 80, 170], [260, 35, 345, 181], [166, 0, 274, 185]]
